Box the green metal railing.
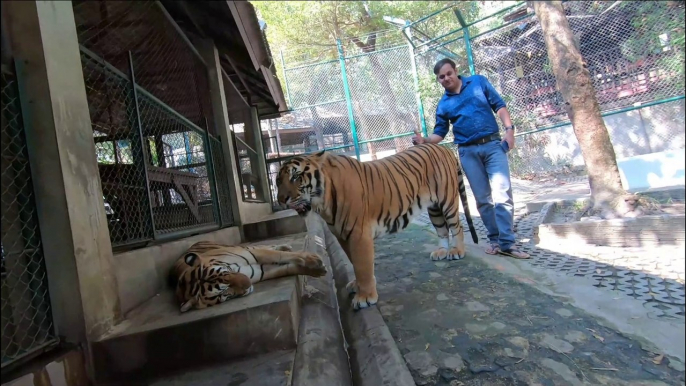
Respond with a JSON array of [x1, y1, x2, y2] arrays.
[[274, 0, 685, 187]]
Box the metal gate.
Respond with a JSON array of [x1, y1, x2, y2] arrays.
[[1, 63, 58, 368]]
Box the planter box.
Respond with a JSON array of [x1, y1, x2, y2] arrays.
[[535, 201, 685, 249]]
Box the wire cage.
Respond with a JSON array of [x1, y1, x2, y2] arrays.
[[73, 0, 234, 248], [1, 64, 57, 369]]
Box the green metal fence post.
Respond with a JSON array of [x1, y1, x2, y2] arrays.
[[405, 24, 428, 136], [454, 10, 476, 75], [279, 49, 293, 108], [336, 39, 361, 160], [203, 119, 221, 227]]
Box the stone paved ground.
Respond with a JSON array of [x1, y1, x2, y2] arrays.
[[450, 176, 685, 320], [370, 176, 685, 385], [374, 224, 686, 386]]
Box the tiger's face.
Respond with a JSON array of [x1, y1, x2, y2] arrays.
[[276, 151, 326, 215], [176, 252, 253, 313]]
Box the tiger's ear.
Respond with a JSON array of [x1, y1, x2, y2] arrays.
[[314, 150, 325, 157], [184, 253, 199, 266]]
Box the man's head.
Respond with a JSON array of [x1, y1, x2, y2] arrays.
[[433, 58, 459, 92]]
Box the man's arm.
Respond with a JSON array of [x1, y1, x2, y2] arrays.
[[413, 107, 447, 145], [482, 76, 517, 149]]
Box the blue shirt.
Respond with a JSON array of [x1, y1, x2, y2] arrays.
[[433, 74, 507, 145]]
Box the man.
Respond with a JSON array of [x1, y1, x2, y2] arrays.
[[412, 58, 529, 259]]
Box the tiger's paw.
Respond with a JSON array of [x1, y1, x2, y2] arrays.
[[240, 285, 254, 297], [430, 248, 449, 261], [297, 252, 325, 269], [351, 292, 378, 311], [346, 279, 358, 295], [304, 264, 327, 278], [446, 247, 465, 260]]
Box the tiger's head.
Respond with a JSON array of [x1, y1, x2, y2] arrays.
[[175, 252, 253, 313], [276, 150, 326, 215]]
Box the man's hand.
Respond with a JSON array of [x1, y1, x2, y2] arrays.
[[411, 129, 425, 145], [503, 129, 515, 151]]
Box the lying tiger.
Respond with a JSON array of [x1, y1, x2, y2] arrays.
[[170, 241, 326, 312], [276, 143, 478, 311]]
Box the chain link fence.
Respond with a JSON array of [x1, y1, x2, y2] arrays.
[[273, 1, 684, 188], [466, 1, 685, 178], [73, 0, 234, 248], [1, 66, 58, 368]]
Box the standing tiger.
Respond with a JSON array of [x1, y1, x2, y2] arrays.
[[170, 241, 326, 312], [276, 143, 478, 311]]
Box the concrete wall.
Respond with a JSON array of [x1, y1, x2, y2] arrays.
[[196, 39, 274, 227], [515, 99, 686, 177], [5, 0, 120, 352]]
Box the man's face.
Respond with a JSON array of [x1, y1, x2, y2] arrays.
[[436, 63, 458, 91]]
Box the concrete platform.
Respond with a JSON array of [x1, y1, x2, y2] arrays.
[[242, 209, 307, 242], [150, 349, 296, 386], [92, 276, 302, 383]]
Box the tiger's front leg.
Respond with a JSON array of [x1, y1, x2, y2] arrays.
[[342, 232, 378, 311], [251, 248, 326, 273]]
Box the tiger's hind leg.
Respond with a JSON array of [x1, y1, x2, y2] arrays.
[[442, 197, 466, 260], [428, 204, 451, 261], [249, 244, 293, 252], [235, 262, 326, 285]]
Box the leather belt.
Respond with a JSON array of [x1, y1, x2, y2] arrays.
[[460, 133, 501, 147]]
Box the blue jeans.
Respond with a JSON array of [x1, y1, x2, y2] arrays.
[[457, 140, 515, 250]]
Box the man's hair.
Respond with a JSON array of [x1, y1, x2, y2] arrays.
[[433, 58, 456, 75]]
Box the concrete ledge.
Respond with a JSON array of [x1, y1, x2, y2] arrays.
[[537, 211, 685, 249], [243, 210, 307, 242], [92, 277, 301, 383], [1, 347, 88, 386], [150, 349, 296, 386], [291, 214, 352, 386], [310, 214, 415, 386], [533, 193, 685, 249]]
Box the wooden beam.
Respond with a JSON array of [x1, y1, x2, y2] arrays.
[[226, 1, 260, 71], [221, 66, 250, 108], [223, 53, 252, 98]]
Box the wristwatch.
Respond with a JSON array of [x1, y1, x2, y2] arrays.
[[504, 124, 516, 132]]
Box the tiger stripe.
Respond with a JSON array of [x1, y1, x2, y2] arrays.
[[170, 241, 326, 312], [276, 143, 477, 311]]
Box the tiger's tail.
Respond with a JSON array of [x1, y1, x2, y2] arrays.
[[457, 158, 479, 244]]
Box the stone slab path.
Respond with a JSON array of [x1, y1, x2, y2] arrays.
[[373, 225, 685, 386]]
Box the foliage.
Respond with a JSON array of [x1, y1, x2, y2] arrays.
[[619, 1, 685, 91], [253, 1, 480, 85]]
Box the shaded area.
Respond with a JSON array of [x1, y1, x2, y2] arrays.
[[373, 224, 685, 385]]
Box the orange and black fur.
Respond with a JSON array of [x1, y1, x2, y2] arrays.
[[276, 143, 477, 310], [170, 241, 326, 312]]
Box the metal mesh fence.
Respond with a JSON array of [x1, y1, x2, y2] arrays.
[[280, 59, 357, 157], [74, 0, 234, 248], [1, 67, 57, 368], [466, 1, 685, 178], [136, 92, 217, 234], [83, 52, 154, 246], [346, 46, 420, 159], [208, 136, 233, 227], [232, 124, 267, 202], [72, 0, 215, 134], [272, 0, 685, 196]]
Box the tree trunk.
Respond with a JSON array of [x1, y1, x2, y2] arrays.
[[531, 1, 631, 216]]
